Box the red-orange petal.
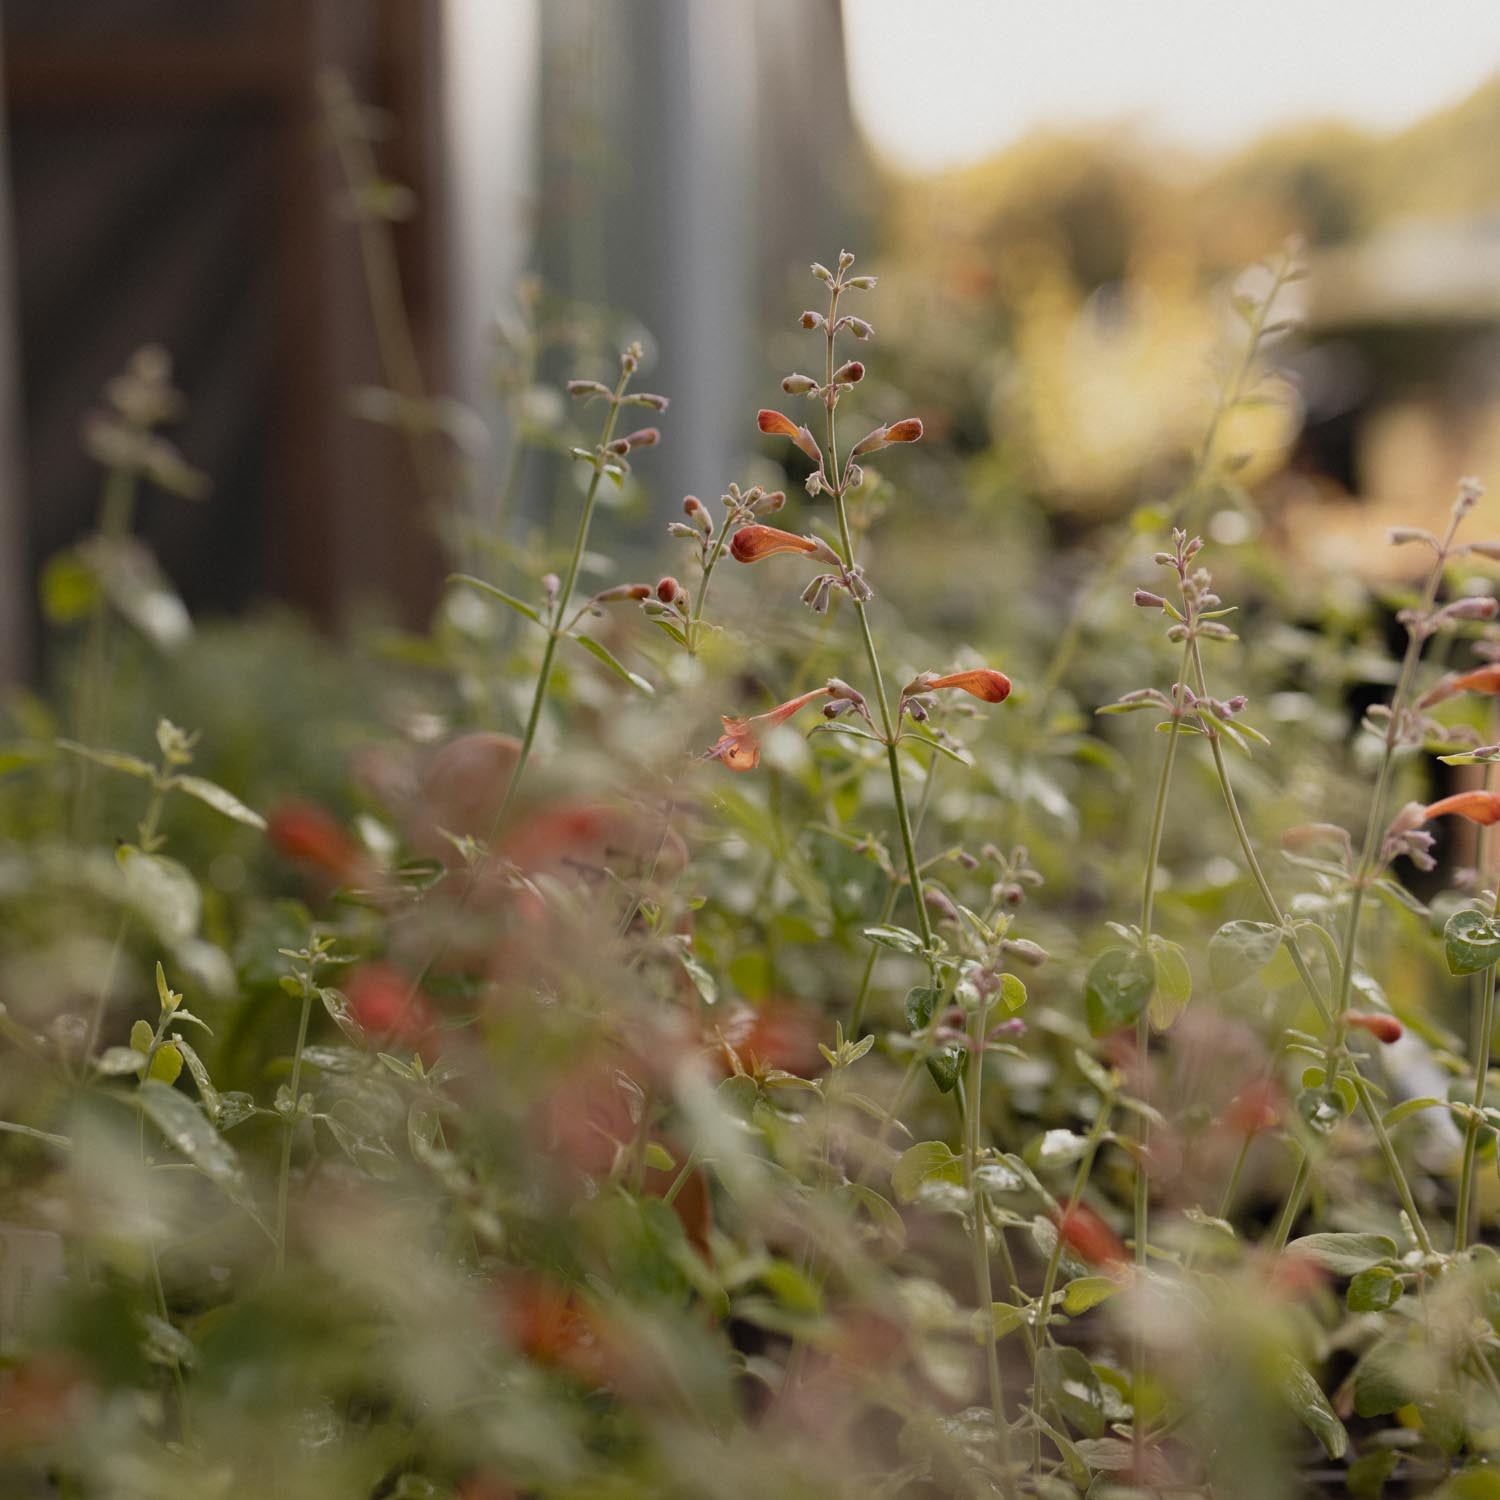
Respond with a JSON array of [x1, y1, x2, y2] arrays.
[[1054, 1203, 1128, 1269], [1345, 1012, 1403, 1044], [757, 408, 800, 438], [1422, 790, 1500, 826], [730, 524, 819, 563], [926, 668, 1012, 703], [883, 417, 924, 444], [1427, 664, 1500, 707]]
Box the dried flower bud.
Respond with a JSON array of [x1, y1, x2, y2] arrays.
[[1002, 938, 1048, 966], [621, 427, 659, 450], [782, 373, 819, 395], [833, 360, 865, 385], [799, 310, 827, 331], [845, 463, 865, 490], [843, 316, 874, 340], [566, 378, 611, 401], [1345, 1012, 1403, 1044], [846, 275, 877, 291], [655, 577, 680, 604], [1388, 525, 1438, 548], [1134, 590, 1166, 609], [1457, 476, 1486, 515], [757, 409, 823, 463], [924, 888, 961, 924], [752, 489, 787, 515]]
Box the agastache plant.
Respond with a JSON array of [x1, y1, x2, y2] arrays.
[[714, 251, 1012, 971]]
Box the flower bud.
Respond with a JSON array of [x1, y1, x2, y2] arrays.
[[782, 373, 819, 395], [810, 263, 833, 284], [846, 275, 877, 291], [1134, 590, 1166, 609], [683, 494, 706, 517], [882, 417, 923, 444], [799, 310, 827, 331], [843, 317, 874, 339], [666, 522, 697, 538], [566, 378, 610, 400], [622, 427, 660, 449], [655, 577, 680, 603], [833, 360, 865, 385], [594, 583, 652, 603], [620, 342, 642, 375], [630, 392, 669, 411], [837, 249, 855, 271], [1344, 1012, 1403, 1044]]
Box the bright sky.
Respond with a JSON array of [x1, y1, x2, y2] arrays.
[[844, 2, 1500, 172]]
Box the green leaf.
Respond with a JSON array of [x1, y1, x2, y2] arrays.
[[1385, 1095, 1445, 1129], [675, 939, 718, 1007], [864, 924, 927, 956], [1353, 1335, 1424, 1418], [1037, 1345, 1107, 1438], [175, 775, 267, 830], [1284, 1231, 1397, 1276], [905, 985, 942, 1030], [55, 739, 154, 779], [446, 573, 544, 626], [130, 1019, 154, 1053], [986, 1302, 1027, 1340], [171, 1035, 220, 1123], [119, 849, 201, 945], [1445, 908, 1500, 976], [1083, 947, 1155, 1037], [1034, 1129, 1090, 1168], [892, 1140, 963, 1203], [0, 1119, 72, 1151], [1208, 920, 1282, 990], [135, 1080, 264, 1229], [1348, 1265, 1402, 1312], [568, 632, 654, 695], [1278, 1353, 1348, 1459], [999, 973, 1027, 1013], [147, 1043, 183, 1085], [1061, 1276, 1120, 1315], [96, 1046, 147, 1076], [925, 1047, 962, 1095], [1148, 937, 1191, 1030]]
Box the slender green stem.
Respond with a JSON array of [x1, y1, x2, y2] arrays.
[[821, 274, 934, 958], [1185, 637, 1433, 1252], [1271, 1154, 1312, 1253], [1130, 640, 1190, 1474], [964, 999, 1017, 1494], [274, 980, 316, 1274], [1457, 952, 1497, 1252], [494, 368, 631, 832], [850, 759, 939, 1037]]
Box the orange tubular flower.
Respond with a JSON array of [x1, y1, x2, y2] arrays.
[[1420, 663, 1500, 708], [1054, 1202, 1128, 1270], [267, 799, 365, 880], [851, 417, 925, 456], [730, 524, 825, 564], [708, 686, 834, 772], [1345, 1011, 1403, 1044], [756, 408, 823, 464], [1422, 790, 1500, 826], [910, 668, 1013, 704]]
